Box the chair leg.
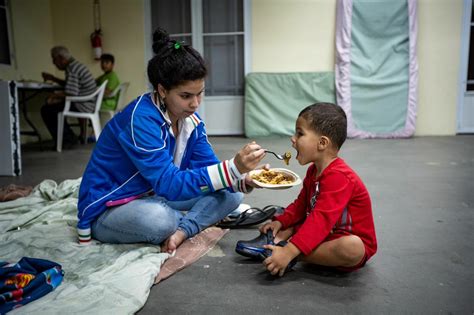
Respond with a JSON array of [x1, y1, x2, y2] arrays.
[[78, 118, 87, 144], [57, 113, 64, 152], [91, 115, 102, 141]]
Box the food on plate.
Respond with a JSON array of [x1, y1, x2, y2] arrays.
[[251, 169, 294, 185]]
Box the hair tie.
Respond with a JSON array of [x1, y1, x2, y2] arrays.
[[155, 40, 187, 58], [173, 40, 189, 50]]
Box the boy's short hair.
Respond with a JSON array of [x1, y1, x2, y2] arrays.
[[100, 53, 115, 64], [299, 102, 347, 149]]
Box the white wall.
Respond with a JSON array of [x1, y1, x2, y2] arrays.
[[0, 0, 54, 81], [0, 0, 55, 141], [50, 0, 147, 105], [0, 0, 467, 137], [417, 0, 463, 135], [252, 0, 336, 72]]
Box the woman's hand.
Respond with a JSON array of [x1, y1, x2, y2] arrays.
[[244, 163, 270, 188], [234, 141, 265, 174]]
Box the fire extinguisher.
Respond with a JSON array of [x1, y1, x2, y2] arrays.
[[90, 30, 102, 60], [91, 0, 102, 60]]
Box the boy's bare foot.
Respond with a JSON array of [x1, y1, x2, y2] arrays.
[[162, 229, 187, 254]]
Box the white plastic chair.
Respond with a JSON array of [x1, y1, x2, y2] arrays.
[[57, 80, 107, 152], [100, 82, 130, 119]]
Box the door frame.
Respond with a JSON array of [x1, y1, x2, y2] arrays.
[[143, 0, 252, 135], [457, 0, 474, 133]]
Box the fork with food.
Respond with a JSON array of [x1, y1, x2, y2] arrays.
[[264, 150, 292, 165]]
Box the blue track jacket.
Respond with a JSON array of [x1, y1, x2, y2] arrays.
[[77, 93, 247, 243]]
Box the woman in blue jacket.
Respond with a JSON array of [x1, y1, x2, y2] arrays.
[[77, 28, 265, 252]]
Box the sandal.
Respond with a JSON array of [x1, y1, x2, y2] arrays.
[[216, 205, 282, 229], [235, 235, 297, 271], [235, 230, 274, 260]]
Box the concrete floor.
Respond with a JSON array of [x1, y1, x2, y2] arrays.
[[1, 136, 473, 314]]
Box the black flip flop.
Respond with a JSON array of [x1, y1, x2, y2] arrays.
[[216, 205, 282, 229]]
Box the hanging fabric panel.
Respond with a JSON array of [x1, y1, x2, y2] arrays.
[[335, 0, 418, 138]]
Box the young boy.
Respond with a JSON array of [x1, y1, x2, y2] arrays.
[[260, 102, 377, 276], [96, 53, 120, 111]]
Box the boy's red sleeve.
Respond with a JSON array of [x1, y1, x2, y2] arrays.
[[289, 171, 354, 255], [274, 166, 313, 229]]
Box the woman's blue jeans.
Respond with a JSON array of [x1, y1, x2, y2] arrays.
[[91, 191, 242, 245]]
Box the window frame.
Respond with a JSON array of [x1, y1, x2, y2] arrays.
[[457, 0, 474, 133], [144, 0, 251, 89], [0, 0, 15, 68], [144, 0, 251, 133]]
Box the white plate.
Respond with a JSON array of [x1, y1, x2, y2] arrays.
[[17, 81, 41, 88], [249, 168, 302, 190], [17, 81, 61, 89]]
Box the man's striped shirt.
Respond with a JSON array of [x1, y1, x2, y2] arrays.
[[65, 59, 97, 112]]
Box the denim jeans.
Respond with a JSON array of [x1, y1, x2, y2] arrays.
[[91, 190, 243, 245]]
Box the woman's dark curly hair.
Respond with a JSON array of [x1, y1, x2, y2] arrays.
[[147, 28, 207, 90]]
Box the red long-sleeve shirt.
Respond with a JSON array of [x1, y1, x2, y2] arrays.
[[275, 158, 377, 258]]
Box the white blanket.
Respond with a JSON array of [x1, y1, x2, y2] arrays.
[[0, 179, 169, 315]]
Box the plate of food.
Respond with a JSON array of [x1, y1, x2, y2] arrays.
[[17, 80, 42, 88], [17, 80, 61, 89], [249, 168, 302, 190]]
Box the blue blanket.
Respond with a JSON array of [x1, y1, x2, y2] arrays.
[[0, 257, 63, 314]]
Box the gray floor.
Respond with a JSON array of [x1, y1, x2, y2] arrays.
[[1, 136, 473, 314]]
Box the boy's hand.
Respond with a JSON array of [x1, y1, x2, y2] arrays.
[[263, 242, 300, 277], [234, 141, 265, 174], [260, 220, 282, 236]]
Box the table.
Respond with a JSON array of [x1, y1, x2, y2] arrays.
[[16, 81, 62, 150], [0, 80, 61, 176]]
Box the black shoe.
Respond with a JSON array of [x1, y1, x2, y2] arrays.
[[236, 234, 297, 271], [235, 230, 274, 261]]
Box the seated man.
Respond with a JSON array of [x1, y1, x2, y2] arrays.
[[41, 46, 97, 148], [96, 53, 120, 111]]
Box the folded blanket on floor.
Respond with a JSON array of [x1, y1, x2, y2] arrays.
[[0, 257, 64, 314], [0, 179, 169, 315]]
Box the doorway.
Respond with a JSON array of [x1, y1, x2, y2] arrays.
[[458, 0, 474, 133], [145, 0, 251, 135]]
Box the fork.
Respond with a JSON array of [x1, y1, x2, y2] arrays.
[[264, 150, 285, 160], [264, 150, 291, 162]]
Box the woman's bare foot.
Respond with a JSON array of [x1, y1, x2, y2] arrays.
[[162, 229, 187, 254]]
